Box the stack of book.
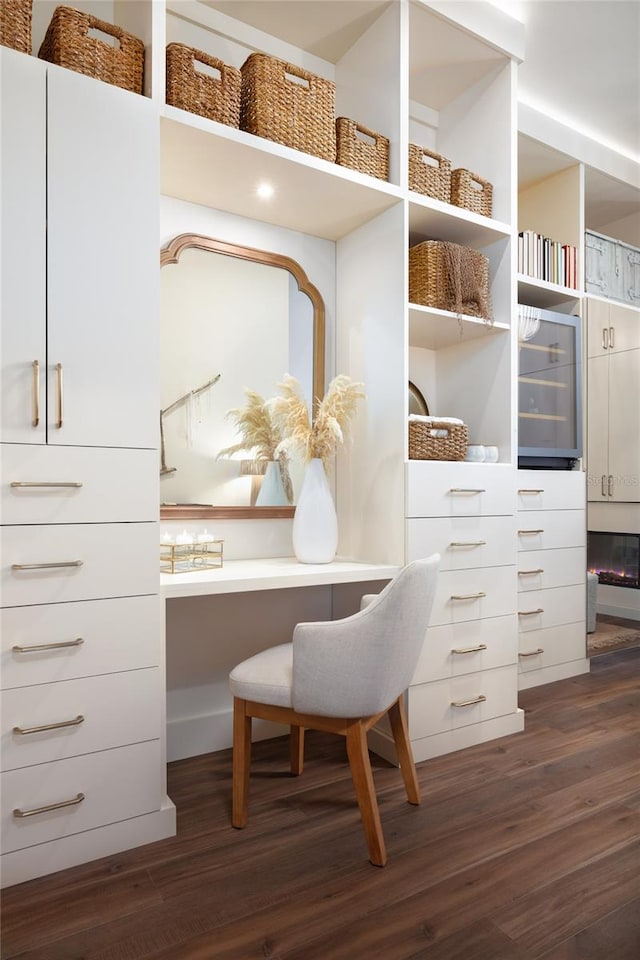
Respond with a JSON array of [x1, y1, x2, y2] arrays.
[[518, 230, 578, 288]]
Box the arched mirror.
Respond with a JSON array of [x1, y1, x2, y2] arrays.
[[159, 234, 325, 520]]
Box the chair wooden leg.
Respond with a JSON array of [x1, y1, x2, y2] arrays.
[[388, 696, 420, 805], [290, 725, 305, 775], [232, 697, 251, 828], [345, 720, 386, 866]]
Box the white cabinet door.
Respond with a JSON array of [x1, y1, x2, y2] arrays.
[[0, 50, 46, 445], [609, 349, 640, 502], [47, 66, 158, 449], [586, 298, 610, 358]]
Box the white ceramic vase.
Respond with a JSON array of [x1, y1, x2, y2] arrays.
[[292, 458, 338, 564], [255, 461, 288, 507]]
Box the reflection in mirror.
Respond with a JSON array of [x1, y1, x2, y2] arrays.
[[159, 235, 325, 520]]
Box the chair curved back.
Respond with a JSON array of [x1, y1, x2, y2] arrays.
[[292, 554, 440, 718]]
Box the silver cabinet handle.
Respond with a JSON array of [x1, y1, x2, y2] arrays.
[[56, 362, 63, 429], [609, 325, 615, 349], [517, 488, 544, 494], [451, 695, 486, 707], [13, 637, 84, 653], [601, 475, 607, 497], [12, 560, 83, 571], [602, 327, 609, 350], [518, 529, 544, 535], [13, 714, 84, 735], [451, 643, 487, 655], [451, 592, 486, 601], [14, 793, 85, 818], [449, 488, 485, 494], [10, 481, 83, 488], [32, 360, 40, 428], [518, 568, 544, 576], [449, 540, 486, 548], [608, 475, 614, 496], [518, 608, 544, 616], [519, 648, 544, 658]]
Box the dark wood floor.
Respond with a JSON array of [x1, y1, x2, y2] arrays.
[[2, 647, 640, 960]]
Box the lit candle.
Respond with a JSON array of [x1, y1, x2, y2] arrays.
[[175, 530, 193, 545], [197, 529, 214, 543]]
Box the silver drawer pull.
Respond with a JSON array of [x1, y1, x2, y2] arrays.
[[518, 488, 544, 494], [449, 540, 486, 548], [12, 560, 83, 571], [518, 568, 544, 576], [13, 714, 84, 736], [13, 637, 84, 653], [32, 360, 40, 428], [519, 648, 544, 658], [451, 592, 486, 601], [518, 529, 544, 535], [452, 643, 488, 655], [602, 326, 609, 350], [10, 481, 83, 488], [14, 792, 85, 819], [449, 488, 485, 495], [518, 608, 544, 616], [609, 325, 615, 349], [451, 695, 487, 708], [55, 362, 64, 429]]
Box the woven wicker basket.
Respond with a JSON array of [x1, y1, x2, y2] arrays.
[[38, 6, 144, 94], [336, 117, 389, 181], [408, 144, 451, 203], [451, 169, 493, 218], [166, 43, 241, 127], [409, 240, 491, 320], [0, 0, 32, 53], [409, 419, 468, 461], [240, 52, 336, 161]]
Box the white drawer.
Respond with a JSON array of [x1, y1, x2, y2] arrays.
[[518, 621, 587, 673], [1, 668, 160, 771], [517, 470, 586, 512], [412, 615, 517, 684], [407, 665, 518, 739], [406, 462, 515, 518], [518, 584, 586, 632], [407, 516, 516, 570], [1, 522, 158, 607], [517, 510, 586, 552], [431, 566, 517, 626], [1, 445, 158, 524], [1, 740, 161, 854], [517, 547, 587, 592], [1, 596, 160, 689]]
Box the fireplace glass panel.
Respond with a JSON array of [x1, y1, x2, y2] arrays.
[[588, 531, 640, 589]]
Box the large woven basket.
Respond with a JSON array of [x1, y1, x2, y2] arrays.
[[166, 43, 241, 127], [240, 52, 336, 161], [408, 144, 451, 203], [409, 240, 491, 320], [0, 0, 32, 53], [38, 6, 144, 94], [451, 169, 493, 218], [336, 117, 389, 181], [409, 419, 468, 461]]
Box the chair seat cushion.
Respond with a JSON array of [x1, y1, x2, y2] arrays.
[[229, 643, 293, 707]]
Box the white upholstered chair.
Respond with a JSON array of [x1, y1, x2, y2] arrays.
[[228, 554, 440, 866]]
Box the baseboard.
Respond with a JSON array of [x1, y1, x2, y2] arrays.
[[167, 709, 287, 762], [597, 602, 640, 623], [518, 658, 590, 690], [1, 799, 176, 889]]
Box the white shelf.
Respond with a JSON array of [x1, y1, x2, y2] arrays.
[[518, 275, 582, 308], [409, 195, 511, 249], [161, 557, 400, 598], [409, 303, 509, 350]]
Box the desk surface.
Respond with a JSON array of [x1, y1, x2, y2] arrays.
[[161, 557, 399, 599]]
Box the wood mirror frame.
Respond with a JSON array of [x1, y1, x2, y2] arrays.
[[159, 234, 325, 520]]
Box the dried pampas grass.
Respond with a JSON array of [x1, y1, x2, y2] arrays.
[[218, 389, 293, 503], [271, 374, 365, 471]]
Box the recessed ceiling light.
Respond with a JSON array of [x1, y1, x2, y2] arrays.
[[256, 182, 275, 200]]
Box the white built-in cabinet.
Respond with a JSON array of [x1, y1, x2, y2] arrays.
[[587, 297, 640, 503], [0, 47, 173, 888]]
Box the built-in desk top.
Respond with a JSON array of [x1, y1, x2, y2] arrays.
[[160, 557, 399, 599]]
